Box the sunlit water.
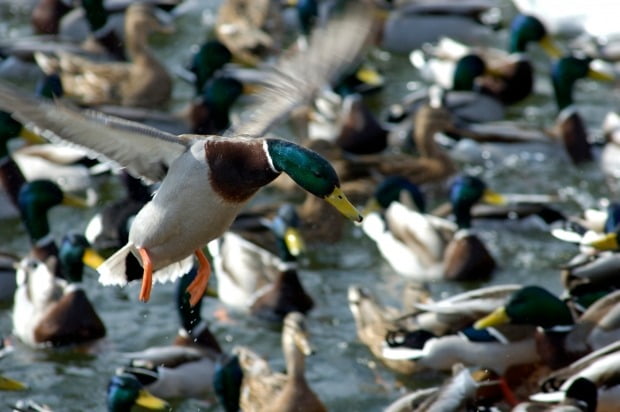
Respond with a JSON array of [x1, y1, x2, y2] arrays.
[[1, 0, 619, 411]]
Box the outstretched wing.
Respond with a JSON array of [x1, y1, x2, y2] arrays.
[[228, 5, 375, 138], [0, 81, 189, 182]]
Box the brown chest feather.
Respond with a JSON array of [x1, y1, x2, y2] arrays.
[[205, 139, 279, 203]]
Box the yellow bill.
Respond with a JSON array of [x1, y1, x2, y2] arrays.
[[83, 248, 106, 269], [325, 187, 363, 223], [539, 35, 563, 59], [0, 375, 27, 391], [588, 67, 615, 82], [588, 232, 619, 251], [474, 306, 510, 329], [356, 65, 384, 87], [62, 193, 90, 208], [135, 389, 169, 410], [482, 189, 506, 205]]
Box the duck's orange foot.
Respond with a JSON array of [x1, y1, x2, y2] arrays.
[[138, 247, 153, 303], [186, 249, 211, 307]]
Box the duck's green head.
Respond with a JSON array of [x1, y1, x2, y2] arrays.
[[82, 0, 108, 32], [269, 204, 305, 261], [0, 112, 22, 156], [18, 180, 89, 242], [450, 175, 505, 229], [453, 54, 487, 91], [197, 76, 244, 132], [107, 373, 169, 412], [364, 175, 426, 215], [508, 14, 562, 57], [265, 139, 363, 223], [604, 202, 620, 233], [176, 267, 203, 332], [552, 55, 615, 111], [190, 40, 233, 94], [58, 233, 105, 283], [474, 286, 574, 330]]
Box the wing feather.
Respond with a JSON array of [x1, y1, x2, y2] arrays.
[[0, 81, 189, 182], [229, 5, 375, 137]]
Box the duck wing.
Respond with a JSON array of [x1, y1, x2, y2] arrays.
[[0, 81, 189, 182], [229, 5, 373, 138]]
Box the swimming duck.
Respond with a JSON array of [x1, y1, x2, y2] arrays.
[[12, 233, 106, 348], [0, 6, 369, 307], [362, 174, 504, 281], [235, 311, 326, 412], [410, 14, 563, 104], [117, 269, 242, 404], [531, 341, 620, 412], [106, 372, 170, 412], [475, 286, 620, 369], [209, 204, 314, 322], [35, 3, 174, 108]]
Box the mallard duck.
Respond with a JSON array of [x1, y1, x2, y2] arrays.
[[35, 3, 174, 108], [209, 204, 314, 322], [362, 174, 504, 281], [12, 233, 106, 348], [0, 6, 369, 307], [410, 14, 562, 104], [531, 341, 620, 412], [235, 311, 326, 412], [106, 372, 169, 412], [475, 286, 620, 369], [347, 284, 431, 375], [116, 269, 242, 405], [374, 0, 502, 54]]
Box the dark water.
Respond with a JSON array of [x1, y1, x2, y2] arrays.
[[0, 0, 618, 411]]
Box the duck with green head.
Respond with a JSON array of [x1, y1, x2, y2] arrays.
[[475, 286, 620, 369], [362, 174, 504, 281], [107, 373, 169, 412], [210, 203, 314, 323], [0, 6, 371, 309]]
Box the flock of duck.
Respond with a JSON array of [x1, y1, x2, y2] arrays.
[[1, 0, 620, 410]]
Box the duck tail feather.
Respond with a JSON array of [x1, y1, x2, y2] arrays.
[[98, 243, 137, 286]]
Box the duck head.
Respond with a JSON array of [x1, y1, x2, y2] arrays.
[[265, 139, 363, 223], [450, 175, 505, 229], [192, 76, 244, 134], [18, 180, 89, 243], [508, 14, 562, 57], [453, 54, 487, 91], [474, 286, 574, 330], [107, 373, 169, 412], [58, 233, 105, 283], [268, 204, 305, 262], [364, 175, 426, 215], [552, 55, 615, 111], [189, 40, 233, 94]]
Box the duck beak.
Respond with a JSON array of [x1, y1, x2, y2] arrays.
[[295, 332, 315, 356], [325, 187, 363, 223], [588, 67, 615, 82], [356, 65, 384, 87], [62, 192, 90, 208], [539, 35, 563, 59], [0, 376, 27, 391], [588, 232, 619, 251], [474, 306, 510, 329], [284, 227, 305, 256], [135, 389, 169, 410], [482, 189, 506, 205], [82, 248, 106, 269]]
